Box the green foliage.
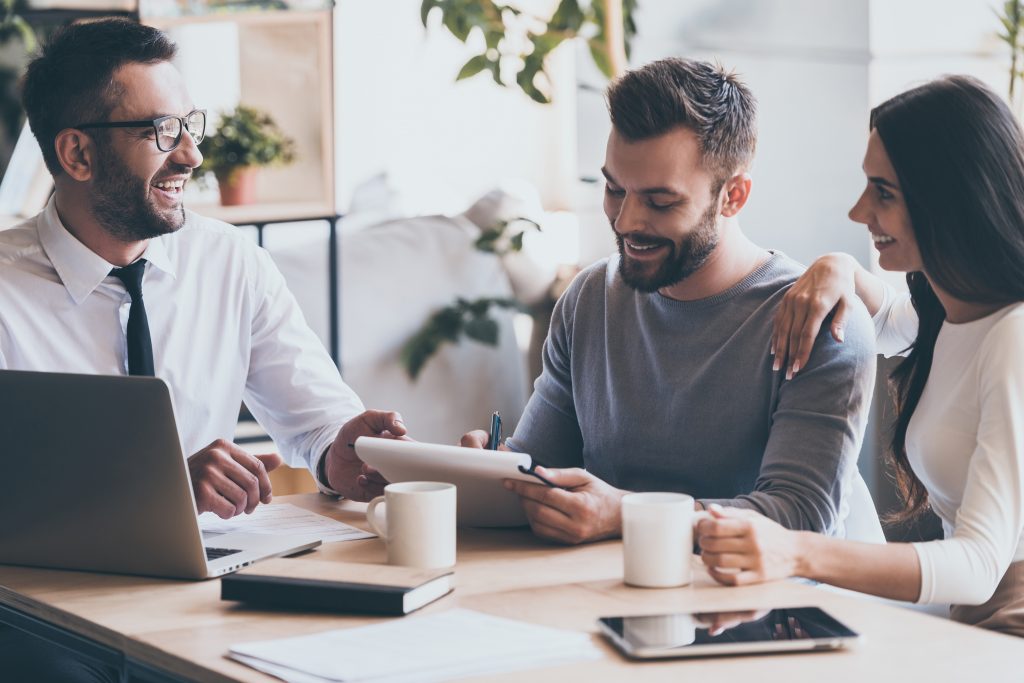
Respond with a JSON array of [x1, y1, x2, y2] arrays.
[[997, 0, 1024, 98], [421, 0, 637, 104], [401, 297, 523, 380], [473, 216, 539, 255], [198, 104, 296, 181], [0, 0, 35, 52], [400, 215, 541, 380]]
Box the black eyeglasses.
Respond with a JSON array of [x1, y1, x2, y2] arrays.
[[76, 109, 207, 152]]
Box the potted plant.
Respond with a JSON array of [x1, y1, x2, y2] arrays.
[[198, 104, 296, 206]]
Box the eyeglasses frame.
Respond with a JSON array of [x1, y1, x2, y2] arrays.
[[75, 108, 207, 152]]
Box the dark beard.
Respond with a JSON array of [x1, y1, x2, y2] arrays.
[[92, 145, 187, 242], [615, 200, 720, 293]]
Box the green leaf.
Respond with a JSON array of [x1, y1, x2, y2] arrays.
[[443, 8, 471, 41], [457, 54, 489, 80], [466, 298, 491, 316], [517, 63, 550, 104], [9, 15, 34, 52], [420, 0, 438, 27], [509, 231, 525, 251], [434, 307, 464, 341], [549, 0, 584, 31], [488, 58, 503, 86], [587, 37, 613, 79], [464, 316, 500, 345]]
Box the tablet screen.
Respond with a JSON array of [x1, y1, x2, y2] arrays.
[[599, 607, 858, 658]]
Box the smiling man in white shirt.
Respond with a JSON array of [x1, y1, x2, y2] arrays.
[[0, 22, 394, 515], [0, 17, 402, 682]]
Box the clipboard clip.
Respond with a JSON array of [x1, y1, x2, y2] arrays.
[[516, 462, 567, 489]]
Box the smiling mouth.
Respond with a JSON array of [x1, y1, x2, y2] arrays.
[[152, 179, 186, 192], [625, 239, 665, 252], [871, 233, 895, 245]]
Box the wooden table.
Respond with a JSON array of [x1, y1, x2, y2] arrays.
[[1, 494, 1021, 682]]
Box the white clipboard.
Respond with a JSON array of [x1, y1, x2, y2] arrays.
[[354, 437, 545, 527]]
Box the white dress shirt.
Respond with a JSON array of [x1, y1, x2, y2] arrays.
[[0, 197, 364, 487], [874, 287, 1024, 605]]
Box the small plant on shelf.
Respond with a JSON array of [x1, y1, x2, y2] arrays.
[[198, 104, 296, 206]]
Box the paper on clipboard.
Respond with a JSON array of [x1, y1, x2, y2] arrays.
[[354, 437, 540, 527]]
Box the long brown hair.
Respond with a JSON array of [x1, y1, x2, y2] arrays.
[[872, 76, 1024, 521]]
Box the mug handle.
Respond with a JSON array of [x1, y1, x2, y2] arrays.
[[366, 496, 388, 540]]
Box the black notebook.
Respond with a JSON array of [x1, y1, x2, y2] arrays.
[[221, 558, 454, 616]]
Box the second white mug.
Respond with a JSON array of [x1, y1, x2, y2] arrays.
[[366, 481, 457, 569], [622, 491, 702, 588]]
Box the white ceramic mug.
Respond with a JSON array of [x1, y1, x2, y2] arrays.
[[621, 492, 704, 588], [366, 481, 457, 569]]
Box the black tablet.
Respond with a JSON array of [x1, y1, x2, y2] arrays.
[[598, 607, 861, 659]]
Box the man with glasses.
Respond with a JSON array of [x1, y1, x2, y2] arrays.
[[0, 19, 396, 681]]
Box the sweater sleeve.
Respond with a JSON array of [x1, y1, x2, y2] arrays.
[[872, 284, 918, 358], [913, 313, 1024, 605], [699, 299, 877, 534], [505, 273, 585, 468]]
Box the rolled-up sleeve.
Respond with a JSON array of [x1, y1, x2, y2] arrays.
[[242, 248, 364, 485]]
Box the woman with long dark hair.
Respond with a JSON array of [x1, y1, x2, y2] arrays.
[[696, 75, 1024, 636]]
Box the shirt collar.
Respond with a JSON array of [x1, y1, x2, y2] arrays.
[[37, 195, 178, 304]]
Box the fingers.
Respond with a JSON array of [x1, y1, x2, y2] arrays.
[[771, 292, 794, 371], [697, 515, 752, 539], [190, 440, 272, 516], [520, 498, 583, 544], [707, 566, 761, 587], [700, 551, 755, 570], [698, 535, 750, 553], [784, 298, 811, 380], [532, 466, 592, 489], [356, 476, 386, 500], [505, 477, 577, 510], [460, 430, 490, 449], [194, 477, 243, 519], [790, 294, 839, 378], [830, 298, 849, 343], [359, 462, 387, 482], [528, 518, 581, 545], [255, 452, 283, 472], [358, 410, 407, 437], [227, 446, 276, 507]]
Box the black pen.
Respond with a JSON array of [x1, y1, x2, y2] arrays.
[[487, 411, 502, 450]]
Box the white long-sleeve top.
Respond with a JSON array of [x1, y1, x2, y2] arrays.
[[0, 197, 364, 487], [873, 286, 1024, 605]]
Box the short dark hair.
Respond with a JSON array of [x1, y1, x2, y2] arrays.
[[21, 18, 178, 176], [606, 57, 757, 184]]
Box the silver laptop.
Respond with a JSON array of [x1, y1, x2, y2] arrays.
[[0, 370, 321, 580]]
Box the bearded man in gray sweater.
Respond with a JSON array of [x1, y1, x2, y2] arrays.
[[464, 57, 881, 545]]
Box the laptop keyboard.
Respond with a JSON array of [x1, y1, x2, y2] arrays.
[[205, 547, 243, 561]]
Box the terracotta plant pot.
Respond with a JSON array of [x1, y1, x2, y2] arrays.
[[216, 167, 259, 206]]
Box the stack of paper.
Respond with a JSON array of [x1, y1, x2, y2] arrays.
[[199, 503, 374, 543], [228, 608, 602, 682]]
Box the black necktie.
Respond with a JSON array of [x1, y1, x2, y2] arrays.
[[110, 259, 155, 376]]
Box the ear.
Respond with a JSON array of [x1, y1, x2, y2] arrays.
[[53, 128, 97, 182], [720, 173, 752, 217]]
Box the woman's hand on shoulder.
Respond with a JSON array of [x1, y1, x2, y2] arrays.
[[771, 253, 859, 379]]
